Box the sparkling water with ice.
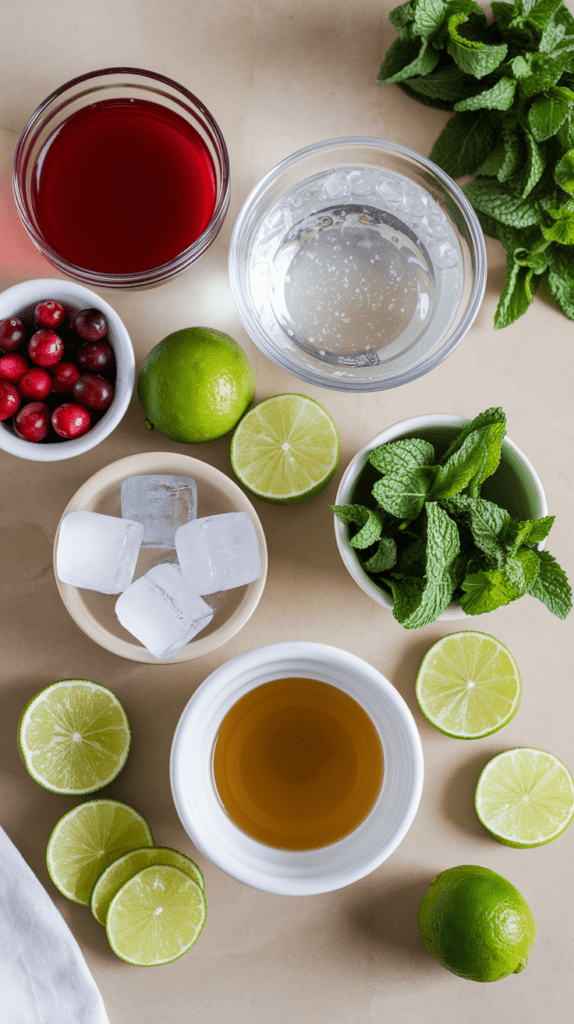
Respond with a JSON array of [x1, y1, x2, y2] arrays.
[[175, 511, 261, 595], [249, 165, 463, 371], [115, 562, 214, 660], [56, 510, 143, 594], [120, 474, 197, 548]]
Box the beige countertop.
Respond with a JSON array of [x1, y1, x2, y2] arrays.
[[1, 1, 573, 1021]]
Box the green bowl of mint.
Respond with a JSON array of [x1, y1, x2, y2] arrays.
[[332, 407, 571, 629]]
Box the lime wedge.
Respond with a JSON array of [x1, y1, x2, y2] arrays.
[[415, 631, 522, 739], [46, 799, 153, 905], [106, 865, 206, 965], [18, 679, 130, 795], [230, 393, 340, 503], [475, 747, 574, 847], [90, 845, 204, 925]]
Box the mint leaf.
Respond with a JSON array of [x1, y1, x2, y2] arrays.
[[414, 0, 448, 39], [444, 494, 510, 565], [463, 177, 542, 227], [554, 147, 574, 195], [363, 536, 398, 573], [330, 504, 384, 549], [494, 253, 541, 328], [542, 200, 574, 243], [386, 576, 427, 625], [389, 503, 461, 627], [527, 85, 572, 140], [547, 244, 574, 317], [429, 422, 506, 499], [372, 465, 436, 519], [454, 76, 517, 110], [460, 568, 521, 614], [503, 513, 555, 549], [368, 437, 435, 474], [400, 63, 477, 108], [440, 407, 506, 464], [378, 37, 440, 84], [446, 14, 508, 78], [520, 130, 546, 196], [529, 548, 572, 618], [504, 547, 541, 595], [430, 110, 501, 177]]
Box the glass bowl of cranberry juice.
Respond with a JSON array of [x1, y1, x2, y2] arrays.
[[13, 68, 230, 288]]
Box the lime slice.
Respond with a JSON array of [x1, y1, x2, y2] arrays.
[[475, 747, 574, 847], [18, 679, 130, 795], [230, 393, 340, 503], [90, 845, 204, 925], [415, 631, 522, 739], [106, 865, 206, 965], [46, 799, 153, 905]]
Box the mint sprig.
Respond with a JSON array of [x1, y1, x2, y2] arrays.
[[378, 0, 574, 328], [331, 408, 571, 628]]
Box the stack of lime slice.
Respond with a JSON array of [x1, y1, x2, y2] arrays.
[[19, 679, 206, 965]]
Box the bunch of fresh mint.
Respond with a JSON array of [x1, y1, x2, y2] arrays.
[[331, 408, 571, 628], [378, 0, 574, 328]]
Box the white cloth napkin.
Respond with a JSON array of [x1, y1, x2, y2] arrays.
[[0, 825, 110, 1024]]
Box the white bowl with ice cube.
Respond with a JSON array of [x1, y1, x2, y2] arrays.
[[53, 452, 268, 662]]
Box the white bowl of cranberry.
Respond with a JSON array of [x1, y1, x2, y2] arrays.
[[0, 279, 134, 461]]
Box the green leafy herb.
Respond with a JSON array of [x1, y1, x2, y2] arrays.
[[331, 409, 571, 627], [378, 0, 574, 327]]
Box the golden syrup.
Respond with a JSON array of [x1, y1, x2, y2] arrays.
[[213, 677, 383, 850]]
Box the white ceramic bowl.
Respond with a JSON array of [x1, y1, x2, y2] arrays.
[[170, 641, 424, 895], [334, 414, 548, 620], [53, 452, 268, 662], [0, 278, 134, 461]]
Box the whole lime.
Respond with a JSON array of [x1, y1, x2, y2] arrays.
[[418, 864, 535, 982], [137, 327, 255, 443]]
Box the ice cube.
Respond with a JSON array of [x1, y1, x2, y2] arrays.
[[120, 474, 197, 548], [175, 511, 262, 595], [115, 563, 214, 660], [56, 510, 143, 594]]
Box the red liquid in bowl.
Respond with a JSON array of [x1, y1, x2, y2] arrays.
[[31, 99, 217, 274]]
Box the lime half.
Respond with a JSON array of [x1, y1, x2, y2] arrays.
[[475, 747, 574, 847], [415, 632, 522, 739], [18, 679, 130, 795], [46, 799, 153, 905], [90, 845, 204, 926], [106, 865, 206, 965], [230, 393, 340, 503]]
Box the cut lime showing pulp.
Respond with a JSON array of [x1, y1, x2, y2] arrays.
[[475, 747, 574, 847], [90, 845, 204, 926], [106, 865, 206, 965], [230, 393, 340, 503], [18, 679, 130, 795], [46, 799, 153, 905], [415, 631, 522, 739]]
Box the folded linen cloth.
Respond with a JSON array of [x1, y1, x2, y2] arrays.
[[0, 825, 110, 1024]]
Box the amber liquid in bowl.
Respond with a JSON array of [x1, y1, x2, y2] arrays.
[[213, 677, 384, 850]]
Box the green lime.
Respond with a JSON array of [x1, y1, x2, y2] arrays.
[[90, 845, 204, 926], [475, 747, 574, 847], [415, 631, 522, 739], [106, 865, 206, 965], [418, 864, 535, 982], [137, 327, 255, 443], [230, 393, 340, 503], [18, 679, 131, 795], [46, 799, 153, 905]]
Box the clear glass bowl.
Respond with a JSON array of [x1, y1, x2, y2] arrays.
[[229, 137, 487, 391], [13, 67, 230, 289]]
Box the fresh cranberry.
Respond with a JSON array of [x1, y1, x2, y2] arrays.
[[0, 380, 20, 420], [0, 317, 26, 353], [0, 352, 28, 382], [35, 299, 65, 329], [28, 329, 64, 367], [13, 401, 51, 440], [72, 373, 114, 411], [51, 402, 91, 438], [51, 361, 81, 394], [74, 307, 108, 342], [19, 367, 52, 401], [77, 339, 114, 373]]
